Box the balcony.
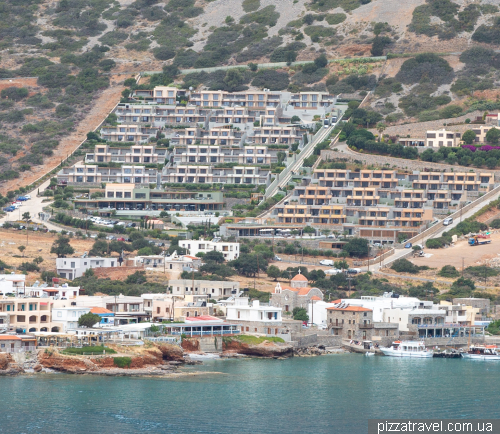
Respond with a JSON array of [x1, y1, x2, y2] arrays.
[[359, 323, 374, 329]]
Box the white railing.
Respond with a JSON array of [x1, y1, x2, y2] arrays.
[[1, 346, 37, 354]]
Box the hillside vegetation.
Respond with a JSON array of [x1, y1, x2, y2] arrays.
[[1, 0, 500, 188]]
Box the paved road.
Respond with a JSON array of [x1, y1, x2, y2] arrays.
[[0, 179, 62, 232], [364, 188, 500, 272]]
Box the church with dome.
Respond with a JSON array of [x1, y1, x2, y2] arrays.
[[270, 271, 324, 313]]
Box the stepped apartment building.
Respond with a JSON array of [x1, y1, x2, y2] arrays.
[[170, 145, 278, 166], [73, 184, 224, 214], [161, 164, 271, 185], [85, 144, 167, 164], [57, 162, 158, 187], [267, 168, 495, 241], [99, 125, 159, 143]]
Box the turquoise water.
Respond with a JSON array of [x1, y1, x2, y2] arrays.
[[1, 354, 499, 434]]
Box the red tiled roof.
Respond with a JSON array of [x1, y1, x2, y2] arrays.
[[280, 285, 315, 295], [184, 256, 199, 260], [185, 315, 220, 322], [332, 299, 342, 304], [0, 335, 21, 340], [291, 273, 308, 282], [91, 307, 113, 314], [327, 306, 372, 312]]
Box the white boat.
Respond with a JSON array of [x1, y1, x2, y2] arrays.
[[380, 341, 433, 358], [462, 345, 500, 360], [365, 352, 375, 356]]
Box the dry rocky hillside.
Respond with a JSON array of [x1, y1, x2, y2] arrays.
[[0, 0, 500, 193]]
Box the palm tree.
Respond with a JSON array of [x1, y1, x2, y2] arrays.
[[376, 122, 386, 142]]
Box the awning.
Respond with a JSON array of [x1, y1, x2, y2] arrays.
[[40, 302, 48, 305]]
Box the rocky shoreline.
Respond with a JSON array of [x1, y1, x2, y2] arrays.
[[0, 341, 346, 378]]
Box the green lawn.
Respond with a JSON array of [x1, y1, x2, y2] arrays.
[[235, 335, 285, 345], [61, 346, 117, 355]]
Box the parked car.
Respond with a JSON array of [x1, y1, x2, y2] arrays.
[[274, 255, 282, 261], [23, 194, 31, 199], [404, 242, 412, 249], [347, 268, 361, 274], [4, 206, 15, 212], [319, 259, 334, 266], [106, 235, 115, 240], [324, 268, 342, 275], [327, 234, 336, 239], [17, 196, 28, 201], [116, 237, 125, 241]]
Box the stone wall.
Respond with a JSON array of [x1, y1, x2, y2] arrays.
[[291, 333, 318, 348], [316, 335, 343, 347]]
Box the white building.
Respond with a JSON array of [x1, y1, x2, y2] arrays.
[[24, 283, 80, 299], [226, 297, 281, 328], [51, 306, 91, 332], [179, 237, 239, 261], [0, 274, 26, 295], [308, 294, 434, 328], [56, 257, 120, 280]]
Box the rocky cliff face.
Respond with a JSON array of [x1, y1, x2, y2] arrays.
[[181, 339, 201, 353], [222, 339, 294, 358], [37, 345, 180, 374], [155, 343, 186, 362]]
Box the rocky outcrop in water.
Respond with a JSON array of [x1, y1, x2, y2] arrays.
[[222, 339, 294, 358]]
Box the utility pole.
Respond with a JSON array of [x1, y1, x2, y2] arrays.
[[462, 257, 464, 277]]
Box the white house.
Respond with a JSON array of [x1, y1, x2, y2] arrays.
[[51, 307, 91, 332], [226, 298, 282, 335], [179, 237, 239, 261], [0, 274, 26, 295], [24, 284, 81, 299], [56, 257, 120, 280]]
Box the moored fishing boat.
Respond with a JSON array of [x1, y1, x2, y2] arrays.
[[462, 345, 500, 360], [380, 341, 433, 358]]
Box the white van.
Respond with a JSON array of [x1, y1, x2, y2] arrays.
[[443, 217, 453, 226], [319, 259, 334, 266]]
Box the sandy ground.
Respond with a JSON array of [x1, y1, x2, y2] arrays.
[[409, 231, 500, 271], [0, 228, 95, 281]]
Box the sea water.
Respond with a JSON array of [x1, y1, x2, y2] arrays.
[[1, 354, 498, 434]]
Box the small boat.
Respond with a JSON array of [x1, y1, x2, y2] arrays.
[[365, 352, 375, 356], [380, 341, 433, 358], [462, 345, 500, 360]]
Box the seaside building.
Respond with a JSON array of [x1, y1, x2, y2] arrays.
[[51, 306, 92, 332], [270, 272, 324, 313], [226, 298, 283, 336]]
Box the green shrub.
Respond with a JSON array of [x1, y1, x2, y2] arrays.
[[391, 258, 424, 274], [1, 87, 28, 101], [304, 25, 335, 41], [113, 357, 132, 368], [396, 53, 454, 85], [62, 346, 116, 355], [153, 47, 176, 60], [438, 265, 460, 278], [472, 17, 500, 45], [252, 70, 289, 90], [465, 266, 499, 278], [325, 13, 346, 25], [242, 0, 260, 12], [240, 5, 280, 27]]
